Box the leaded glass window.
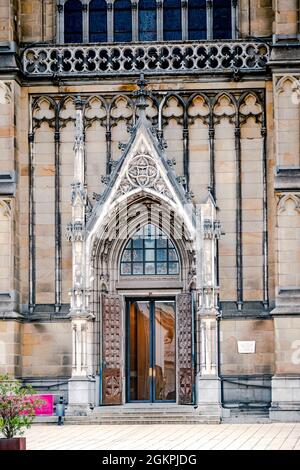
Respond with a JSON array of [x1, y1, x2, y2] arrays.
[[139, 0, 157, 42], [188, 0, 206, 40], [89, 0, 107, 42], [114, 0, 132, 42], [64, 0, 83, 43], [213, 0, 232, 39], [120, 225, 180, 276], [163, 0, 182, 41]]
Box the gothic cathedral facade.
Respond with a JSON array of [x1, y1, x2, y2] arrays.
[[0, 0, 300, 422]]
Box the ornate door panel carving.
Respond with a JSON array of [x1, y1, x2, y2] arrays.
[[102, 294, 123, 405], [177, 293, 194, 405]]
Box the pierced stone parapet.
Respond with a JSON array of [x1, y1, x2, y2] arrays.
[[22, 41, 269, 77]]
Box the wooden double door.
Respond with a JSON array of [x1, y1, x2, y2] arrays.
[[102, 293, 194, 405]]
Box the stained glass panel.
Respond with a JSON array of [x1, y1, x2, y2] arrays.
[[145, 250, 155, 261], [145, 263, 155, 274], [157, 263, 167, 274], [133, 263, 144, 274], [133, 250, 143, 262]]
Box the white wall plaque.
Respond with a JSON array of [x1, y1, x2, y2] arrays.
[[238, 341, 256, 354]]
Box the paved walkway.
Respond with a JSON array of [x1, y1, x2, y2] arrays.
[[22, 423, 300, 450]]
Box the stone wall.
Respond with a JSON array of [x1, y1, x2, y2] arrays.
[[0, 321, 22, 376], [274, 317, 300, 375], [0, 0, 18, 42], [19, 0, 55, 43], [21, 321, 72, 377], [220, 319, 274, 375], [274, 0, 299, 37]]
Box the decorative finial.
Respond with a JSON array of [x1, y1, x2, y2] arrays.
[[134, 73, 150, 112]]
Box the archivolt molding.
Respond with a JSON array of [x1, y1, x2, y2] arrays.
[[89, 195, 195, 294]]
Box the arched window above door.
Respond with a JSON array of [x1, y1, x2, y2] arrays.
[[120, 224, 180, 276]]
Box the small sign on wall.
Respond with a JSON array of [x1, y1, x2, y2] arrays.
[[238, 341, 256, 354]]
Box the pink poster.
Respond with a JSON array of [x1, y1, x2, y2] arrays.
[[32, 394, 54, 416]]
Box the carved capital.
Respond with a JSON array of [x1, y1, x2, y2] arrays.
[[66, 221, 86, 242], [203, 219, 222, 239]]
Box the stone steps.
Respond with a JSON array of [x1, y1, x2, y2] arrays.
[[68, 406, 220, 424], [34, 405, 221, 425], [65, 416, 220, 425]]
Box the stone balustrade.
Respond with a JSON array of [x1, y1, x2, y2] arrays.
[[22, 41, 269, 77]]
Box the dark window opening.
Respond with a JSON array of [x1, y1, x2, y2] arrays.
[[139, 0, 157, 42], [188, 0, 206, 40], [213, 0, 232, 39], [64, 0, 83, 43], [89, 0, 107, 42], [114, 0, 132, 42], [163, 0, 182, 41]]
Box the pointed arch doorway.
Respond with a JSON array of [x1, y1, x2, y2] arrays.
[[123, 224, 178, 403], [101, 222, 195, 406]]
